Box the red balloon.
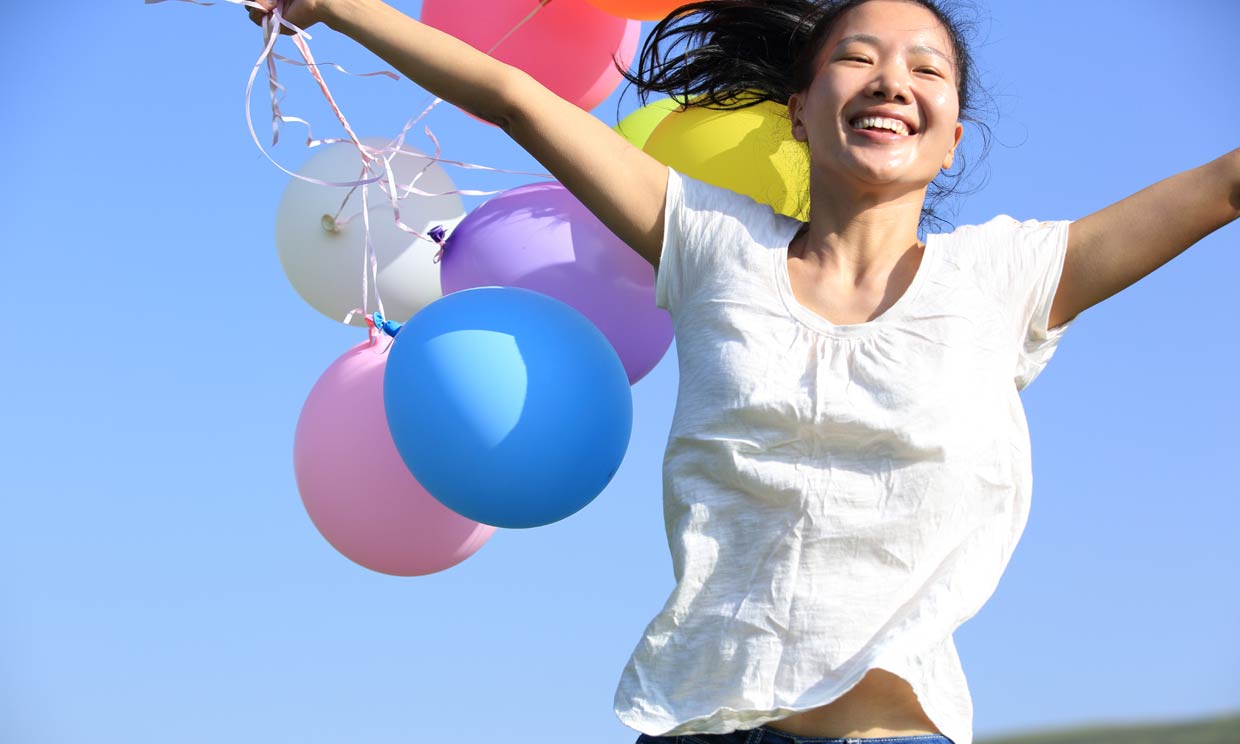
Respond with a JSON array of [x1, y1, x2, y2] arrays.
[[584, 0, 685, 21], [420, 0, 640, 112]]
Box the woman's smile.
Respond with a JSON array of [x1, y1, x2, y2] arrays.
[[846, 110, 920, 144], [790, 0, 964, 190]]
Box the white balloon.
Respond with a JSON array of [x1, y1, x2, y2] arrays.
[[275, 137, 466, 326]]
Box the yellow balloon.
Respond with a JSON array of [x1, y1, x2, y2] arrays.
[[643, 99, 810, 221], [613, 97, 681, 149]]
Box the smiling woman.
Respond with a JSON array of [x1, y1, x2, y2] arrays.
[[228, 2, 1240, 744], [612, 2, 1237, 743], [624, 0, 989, 236]]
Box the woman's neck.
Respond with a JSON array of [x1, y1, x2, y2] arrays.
[[795, 179, 928, 286]]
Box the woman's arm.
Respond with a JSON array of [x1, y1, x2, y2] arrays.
[[1050, 148, 1240, 329], [261, 0, 669, 266]]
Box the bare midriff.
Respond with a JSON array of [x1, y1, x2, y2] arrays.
[[761, 669, 943, 738]]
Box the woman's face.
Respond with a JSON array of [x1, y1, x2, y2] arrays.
[[789, 0, 964, 196]]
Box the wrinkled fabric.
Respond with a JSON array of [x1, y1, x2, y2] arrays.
[[613, 170, 1078, 744]]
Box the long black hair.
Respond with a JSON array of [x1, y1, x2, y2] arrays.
[[620, 0, 992, 233]]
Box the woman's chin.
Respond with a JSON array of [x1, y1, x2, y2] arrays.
[[811, 151, 938, 196], [836, 157, 938, 192]]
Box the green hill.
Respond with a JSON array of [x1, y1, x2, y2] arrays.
[[978, 711, 1240, 744]]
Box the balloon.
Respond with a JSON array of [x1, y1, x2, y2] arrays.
[[383, 287, 633, 529], [644, 99, 811, 220], [614, 97, 680, 149], [585, 0, 684, 21], [439, 182, 672, 385], [420, 0, 640, 114], [275, 137, 466, 327], [294, 340, 496, 576]]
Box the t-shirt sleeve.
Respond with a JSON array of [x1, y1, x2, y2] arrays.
[[655, 168, 772, 313], [964, 215, 1078, 391]]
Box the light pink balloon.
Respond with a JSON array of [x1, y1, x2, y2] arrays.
[[420, 0, 641, 113], [294, 340, 496, 576]]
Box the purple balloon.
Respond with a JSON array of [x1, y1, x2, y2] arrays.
[[439, 182, 673, 385]]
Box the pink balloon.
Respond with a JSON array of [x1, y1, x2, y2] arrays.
[[420, 0, 640, 113], [294, 340, 496, 576], [439, 182, 673, 385]]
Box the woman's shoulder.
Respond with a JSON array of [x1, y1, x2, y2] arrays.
[[671, 169, 800, 246], [674, 169, 767, 216], [938, 214, 1030, 236], [933, 214, 1069, 248]]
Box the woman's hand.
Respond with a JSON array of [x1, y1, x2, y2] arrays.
[[246, 0, 330, 35]]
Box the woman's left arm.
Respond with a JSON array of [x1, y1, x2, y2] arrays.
[[1049, 148, 1240, 329]]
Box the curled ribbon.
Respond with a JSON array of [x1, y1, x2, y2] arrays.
[[147, 0, 558, 328]]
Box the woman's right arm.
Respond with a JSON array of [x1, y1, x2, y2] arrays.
[[255, 0, 670, 267]]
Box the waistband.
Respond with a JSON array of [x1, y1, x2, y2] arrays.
[[752, 730, 954, 744]]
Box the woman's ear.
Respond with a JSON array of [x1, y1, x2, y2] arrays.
[[942, 121, 964, 169], [788, 93, 808, 143]]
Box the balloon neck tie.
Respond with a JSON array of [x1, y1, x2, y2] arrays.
[[430, 224, 449, 264], [371, 312, 403, 339], [363, 313, 379, 345]]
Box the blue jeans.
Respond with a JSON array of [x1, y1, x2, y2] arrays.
[[637, 730, 954, 744]]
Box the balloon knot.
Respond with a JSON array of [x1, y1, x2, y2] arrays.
[[371, 312, 403, 338], [321, 214, 340, 233], [430, 224, 448, 263]]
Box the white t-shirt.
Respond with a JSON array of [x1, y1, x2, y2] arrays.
[[613, 169, 1078, 744]]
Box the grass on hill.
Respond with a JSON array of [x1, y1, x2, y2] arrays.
[[977, 711, 1240, 744]]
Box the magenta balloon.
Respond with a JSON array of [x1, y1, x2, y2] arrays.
[[439, 183, 673, 385], [420, 0, 640, 113], [294, 341, 496, 576]]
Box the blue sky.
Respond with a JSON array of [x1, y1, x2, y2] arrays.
[[2, 1, 1238, 743]]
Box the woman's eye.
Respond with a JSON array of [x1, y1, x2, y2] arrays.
[[916, 67, 943, 77]]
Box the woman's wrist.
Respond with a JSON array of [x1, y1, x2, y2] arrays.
[[322, 0, 377, 34]]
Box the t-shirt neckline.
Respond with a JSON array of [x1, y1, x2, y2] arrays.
[[774, 220, 938, 338]]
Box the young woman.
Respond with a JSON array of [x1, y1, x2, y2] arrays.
[[248, 2, 1240, 743]]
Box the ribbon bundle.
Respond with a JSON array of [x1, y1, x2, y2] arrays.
[[146, 0, 555, 330]]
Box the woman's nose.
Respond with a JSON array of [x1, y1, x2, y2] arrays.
[[867, 66, 912, 103]]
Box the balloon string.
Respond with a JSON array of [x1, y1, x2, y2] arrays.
[[390, 0, 554, 129], [268, 52, 400, 81], [489, 0, 554, 58], [360, 179, 385, 322], [359, 0, 557, 222], [146, 0, 554, 189], [146, 0, 560, 327], [364, 313, 378, 347], [312, 0, 557, 319], [282, 0, 556, 249], [331, 161, 371, 226], [255, 0, 557, 322], [286, 5, 369, 158], [360, 313, 395, 354]]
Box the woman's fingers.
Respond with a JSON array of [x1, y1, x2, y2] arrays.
[[248, 0, 319, 35], [246, 1, 298, 35]]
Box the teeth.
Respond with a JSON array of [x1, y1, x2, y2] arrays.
[[850, 116, 910, 135]]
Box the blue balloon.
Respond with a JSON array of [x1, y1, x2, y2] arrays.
[[382, 286, 633, 529]]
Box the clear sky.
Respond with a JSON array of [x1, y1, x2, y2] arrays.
[[1, 1, 1237, 743]]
